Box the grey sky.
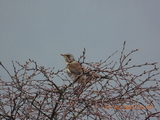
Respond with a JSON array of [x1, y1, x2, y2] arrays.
[[0, 0, 160, 76], [0, 1, 160, 118]]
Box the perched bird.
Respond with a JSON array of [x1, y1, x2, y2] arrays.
[[61, 53, 99, 84]]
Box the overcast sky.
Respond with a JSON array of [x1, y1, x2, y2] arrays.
[[0, 1, 160, 117], [0, 1, 160, 79]]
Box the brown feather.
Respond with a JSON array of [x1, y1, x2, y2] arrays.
[[67, 61, 83, 75]]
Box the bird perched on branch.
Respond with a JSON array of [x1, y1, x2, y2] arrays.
[[61, 53, 100, 84]]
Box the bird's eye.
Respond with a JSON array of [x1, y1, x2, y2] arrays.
[[66, 55, 71, 59]]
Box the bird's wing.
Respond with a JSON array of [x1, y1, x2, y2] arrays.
[[68, 61, 100, 78], [67, 61, 83, 75], [81, 65, 100, 78]]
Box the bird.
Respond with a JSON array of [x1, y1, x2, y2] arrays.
[[61, 53, 100, 84]]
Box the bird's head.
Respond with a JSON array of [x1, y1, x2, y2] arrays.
[[61, 53, 75, 63]]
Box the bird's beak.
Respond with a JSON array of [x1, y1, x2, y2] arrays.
[[61, 54, 66, 57]]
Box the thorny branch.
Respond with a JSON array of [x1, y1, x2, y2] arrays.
[[0, 42, 160, 120]]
